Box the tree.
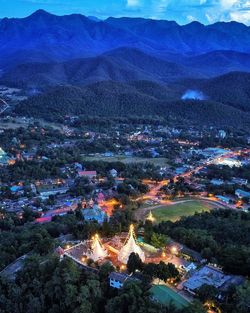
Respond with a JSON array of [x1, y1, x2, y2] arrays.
[[143, 263, 158, 280], [156, 261, 179, 282], [105, 281, 162, 313], [197, 284, 218, 302], [184, 300, 207, 313], [127, 252, 144, 274], [233, 282, 250, 313], [150, 232, 168, 249]]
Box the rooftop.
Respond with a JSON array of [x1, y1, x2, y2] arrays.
[[109, 272, 129, 283], [183, 265, 231, 291]]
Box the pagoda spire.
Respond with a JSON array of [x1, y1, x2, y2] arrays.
[[87, 234, 107, 262], [146, 210, 155, 222], [118, 224, 145, 264]]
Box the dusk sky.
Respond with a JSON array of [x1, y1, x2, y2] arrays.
[[0, 0, 250, 25]]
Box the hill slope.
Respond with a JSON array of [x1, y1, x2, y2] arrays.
[[0, 48, 196, 88], [14, 80, 250, 129], [184, 50, 250, 77], [181, 72, 250, 111]]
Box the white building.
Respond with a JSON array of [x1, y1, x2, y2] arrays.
[[87, 234, 108, 262], [118, 224, 145, 264]]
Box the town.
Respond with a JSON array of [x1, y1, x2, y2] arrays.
[[0, 115, 249, 313]]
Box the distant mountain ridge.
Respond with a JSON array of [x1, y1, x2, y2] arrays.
[[0, 48, 198, 88], [1, 10, 250, 70], [2, 48, 250, 89]]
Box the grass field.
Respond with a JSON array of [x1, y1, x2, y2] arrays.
[[0, 118, 61, 130], [152, 200, 216, 222], [150, 285, 189, 309], [83, 155, 169, 166]]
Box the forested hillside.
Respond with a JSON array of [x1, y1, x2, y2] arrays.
[[15, 81, 250, 129]]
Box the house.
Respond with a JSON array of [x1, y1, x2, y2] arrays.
[[78, 171, 97, 179], [211, 179, 224, 186], [232, 178, 248, 186], [0, 147, 10, 166], [183, 265, 243, 295], [235, 189, 250, 199], [109, 169, 118, 178], [82, 204, 108, 224], [109, 272, 130, 289], [215, 195, 232, 204], [39, 187, 68, 199], [10, 185, 23, 193], [103, 152, 113, 157], [74, 163, 83, 171], [218, 130, 226, 139]]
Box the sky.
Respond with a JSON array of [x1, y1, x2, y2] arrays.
[[0, 0, 250, 25]]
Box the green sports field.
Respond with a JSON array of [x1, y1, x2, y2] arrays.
[[152, 200, 218, 222], [150, 285, 189, 309]]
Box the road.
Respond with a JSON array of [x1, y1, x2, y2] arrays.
[[135, 148, 250, 220]]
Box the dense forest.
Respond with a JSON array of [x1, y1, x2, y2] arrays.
[[155, 210, 250, 276], [0, 209, 249, 313], [14, 80, 250, 130]]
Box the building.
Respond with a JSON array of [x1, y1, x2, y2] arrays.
[[183, 265, 243, 295], [78, 171, 97, 179], [39, 187, 68, 199], [118, 224, 145, 264], [218, 130, 226, 139], [170, 256, 197, 272], [232, 178, 248, 186], [213, 158, 242, 168], [0, 147, 9, 166], [109, 272, 130, 289], [210, 179, 224, 186], [109, 169, 118, 178], [235, 189, 250, 199], [216, 195, 232, 204], [82, 204, 108, 224], [87, 234, 108, 262]]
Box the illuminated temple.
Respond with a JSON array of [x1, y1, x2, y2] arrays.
[[118, 224, 145, 264], [87, 234, 108, 262]]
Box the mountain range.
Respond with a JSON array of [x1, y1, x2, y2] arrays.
[[1, 10, 250, 70], [1, 10, 250, 129]]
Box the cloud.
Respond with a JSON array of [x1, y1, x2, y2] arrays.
[[230, 9, 250, 22], [187, 15, 196, 21], [2, 0, 250, 25], [127, 0, 140, 8]]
